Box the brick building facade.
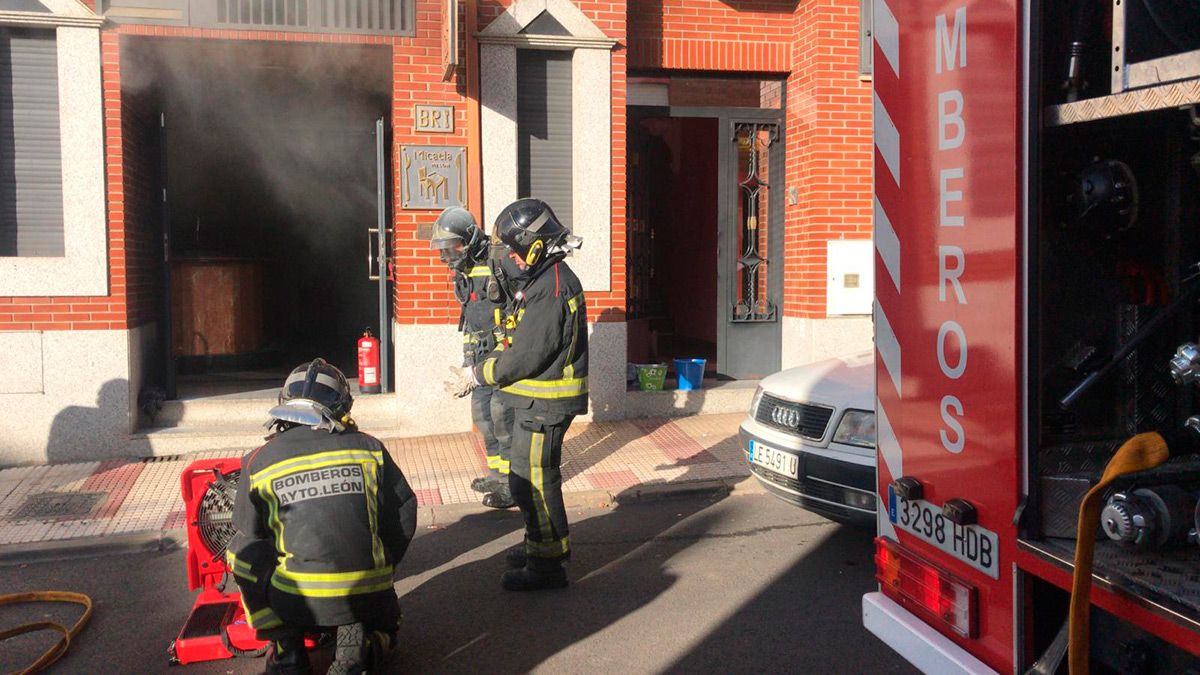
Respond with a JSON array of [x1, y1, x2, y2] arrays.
[[0, 0, 872, 465]]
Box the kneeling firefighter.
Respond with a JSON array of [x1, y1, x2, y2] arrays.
[[446, 198, 587, 591], [228, 359, 417, 674], [430, 207, 516, 509]]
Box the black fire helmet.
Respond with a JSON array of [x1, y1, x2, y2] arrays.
[[493, 198, 570, 269]]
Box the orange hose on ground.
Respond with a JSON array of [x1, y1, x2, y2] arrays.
[[0, 591, 93, 674], [1068, 432, 1169, 674]]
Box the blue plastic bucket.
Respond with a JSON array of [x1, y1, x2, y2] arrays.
[[674, 358, 706, 390]]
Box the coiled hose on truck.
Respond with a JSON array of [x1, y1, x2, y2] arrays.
[[1068, 432, 1170, 674]]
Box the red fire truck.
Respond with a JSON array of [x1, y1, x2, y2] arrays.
[[863, 1, 1200, 672]]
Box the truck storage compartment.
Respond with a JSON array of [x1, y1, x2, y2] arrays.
[[1024, 0, 1200, 653]]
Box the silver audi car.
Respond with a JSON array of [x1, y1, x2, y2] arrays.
[[740, 352, 876, 525]]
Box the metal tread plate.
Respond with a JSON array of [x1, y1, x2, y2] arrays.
[[1046, 79, 1200, 127], [1032, 537, 1200, 628]]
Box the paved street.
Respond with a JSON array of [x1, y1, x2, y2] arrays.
[[1, 492, 913, 674]]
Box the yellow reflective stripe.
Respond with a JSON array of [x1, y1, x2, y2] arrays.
[[361, 461, 386, 569], [250, 449, 383, 488], [526, 535, 570, 558], [501, 376, 587, 399], [529, 432, 553, 544], [230, 557, 258, 583], [270, 571, 391, 593], [276, 566, 393, 583], [494, 308, 501, 326], [271, 566, 394, 597], [233, 568, 258, 583], [468, 266, 491, 277], [562, 303, 581, 380], [260, 478, 289, 567], [250, 449, 383, 485], [486, 455, 503, 470], [247, 606, 282, 630], [501, 376, 586, 389], [566, 293, 584, 313], [497, 458, 511, 475], [482, 358, 498, 386], [517, 308, 525, 322], [463, 334, 476, 344]]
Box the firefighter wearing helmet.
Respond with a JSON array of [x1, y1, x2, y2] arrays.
[[431, 207, 516, 509], [227, 359, 417, 674], [445, 198, 588, 591]]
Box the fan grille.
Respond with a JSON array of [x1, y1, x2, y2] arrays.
[[196, 470, 240, 558]]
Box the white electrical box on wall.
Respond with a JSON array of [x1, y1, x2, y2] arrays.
[[826, 239, 874, 316]]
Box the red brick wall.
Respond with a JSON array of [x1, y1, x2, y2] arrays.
[[391, 1, 472, 325], [582, 0, 627, 321], [120, 78, 162, 328], [784, 0, 872, 318], [628, 0, 793, 72]]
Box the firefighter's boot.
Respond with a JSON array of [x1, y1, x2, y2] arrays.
[[482, 483, 515, 509], [364, 629, 398, 672], [265, 636, 312, 675], [505, 544, 526, 569], [471, 470, 505, 494], [502, 556, 568, 591], [326, 623, 367, 675]]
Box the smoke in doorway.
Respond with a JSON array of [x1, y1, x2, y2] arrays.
[[119, 39, 392, 252]]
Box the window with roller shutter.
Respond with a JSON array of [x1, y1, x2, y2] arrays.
[[0, 27, 64, 258], [517, 49, 573, 232]]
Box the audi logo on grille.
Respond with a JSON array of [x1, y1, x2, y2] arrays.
[[771, 406, 800, 428]]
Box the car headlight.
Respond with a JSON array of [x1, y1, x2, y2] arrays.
[[832, 409, 876, 448], [749, 386, 765, 417]]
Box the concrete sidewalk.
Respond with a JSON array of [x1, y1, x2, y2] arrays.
[[0, 414, 752, 553]]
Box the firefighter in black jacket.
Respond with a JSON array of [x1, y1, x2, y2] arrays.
[[228, 359, 417, 675], [446, 198, 587, 592], [431, 207, 515, 509]]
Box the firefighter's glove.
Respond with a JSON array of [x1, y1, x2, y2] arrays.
[[444, 366, 479, 399]]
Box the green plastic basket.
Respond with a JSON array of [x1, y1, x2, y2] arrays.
[[636, 364, 667, 391]]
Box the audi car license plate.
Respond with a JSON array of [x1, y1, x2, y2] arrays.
[[748, 440, 799, 480], [888, 486, 999, 579]]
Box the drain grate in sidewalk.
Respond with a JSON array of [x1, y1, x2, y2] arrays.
[[12, 492, 105, 521]]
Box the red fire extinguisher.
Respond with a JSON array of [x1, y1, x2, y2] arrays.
[[358, 328, 381, 394]]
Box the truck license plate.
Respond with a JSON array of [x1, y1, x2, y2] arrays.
[[748, 440, 799, 480], [888, 486, 999, 579]]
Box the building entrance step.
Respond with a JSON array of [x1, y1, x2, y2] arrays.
[[129, 422, 408, 458], [149, 392, 398, 429]]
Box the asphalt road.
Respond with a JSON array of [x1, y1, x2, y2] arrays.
[[1, 491, 916, 674]]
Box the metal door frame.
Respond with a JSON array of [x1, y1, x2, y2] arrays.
[[653, 104, 785, 378]]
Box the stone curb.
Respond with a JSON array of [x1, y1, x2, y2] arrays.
[[0, 476, 761, 562], [0, 529, 185, 567]]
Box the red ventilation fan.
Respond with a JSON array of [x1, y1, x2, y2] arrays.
[[169, 458, 268, 665]]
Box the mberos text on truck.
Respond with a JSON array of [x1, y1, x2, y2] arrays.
[[861, 1, 1200, 673]]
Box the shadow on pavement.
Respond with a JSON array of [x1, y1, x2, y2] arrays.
[[392, 482, 729, 673]]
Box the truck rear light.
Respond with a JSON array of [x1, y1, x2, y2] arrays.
[[874, 537, 977, 638]]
